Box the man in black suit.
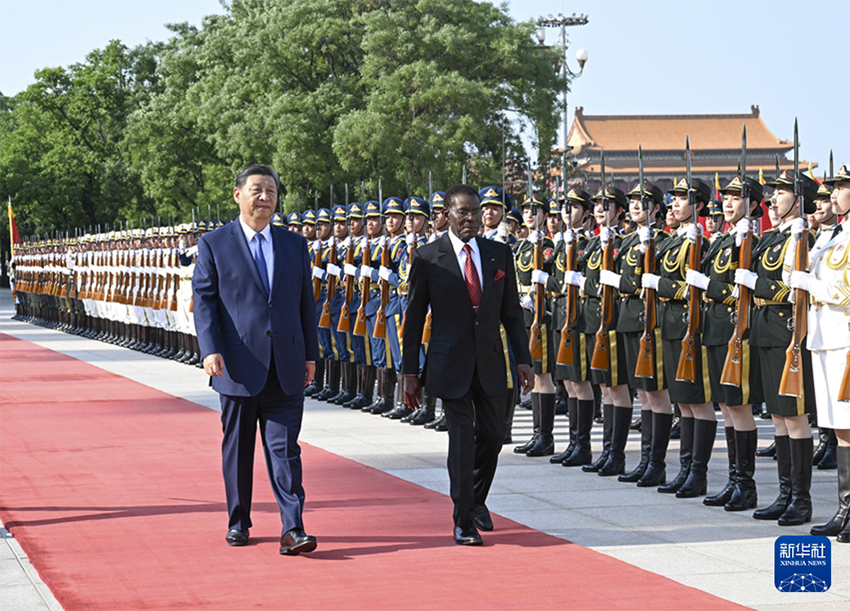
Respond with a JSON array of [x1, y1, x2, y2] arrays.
[[402, 184, 534, 545], [193, 164, 321, 555]]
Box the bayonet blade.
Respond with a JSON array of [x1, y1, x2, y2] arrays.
[[793, 119, 799, 175], [741, 124, 747, 180], [378, 179, 382, 206], [685, 136, 692, 186], [345, 184, 349, 206], [638, 145, 645, 210], [830, 150, 834, 178], [463, 165, 467, 185], [428, 171, 433, 202]]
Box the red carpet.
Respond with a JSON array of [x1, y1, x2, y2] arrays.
[[0, 333, 750, 610]]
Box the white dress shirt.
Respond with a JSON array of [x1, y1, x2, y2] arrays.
[[239, 217, 274, 287], [447, 230, 483, 288]]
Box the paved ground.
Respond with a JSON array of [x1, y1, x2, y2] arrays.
[[1, 288, 848, 610]]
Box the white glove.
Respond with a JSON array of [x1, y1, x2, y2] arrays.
[[686, 223, 702, 244], [406, 233, 416, 248], [360, 265, 377, 282], [531, 269, 550, 285], [599, 226, 612, 247], [520, 294, 535, 311], [563, 271, 584, 287], [341, 236, 352, 249], [686, 269, 710, 291], [496, 226, 508, 242], [344, 263, 358, 277], [527, 230, 542, 244], [791, 218, 806, 241], [379, 266, 392, 281], [639, 226, 652, 254], [553, 232, 564, 244], [734, 268, 758, 290], [599, 269, 621, 288], [789, 270, 817, 293], [642, 273, 660, 291], [735, 218, 751, 247], [564, 228, 574, 245], [326, 263, 341, 278], [311, 267, 326, 280]]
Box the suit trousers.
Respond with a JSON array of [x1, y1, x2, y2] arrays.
[[219, 352, 305, 535], [442, 367, 506, 527]]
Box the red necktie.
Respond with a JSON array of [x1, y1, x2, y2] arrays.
[[463, 244, 482, 312]]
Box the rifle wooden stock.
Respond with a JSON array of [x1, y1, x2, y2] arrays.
[[556, 237, 578, 367], [635, 234, 658, 379], [528, 235, 544, 361], [778, 235, 808, 397], [168, 251, 179, 312], [312, 241, 323, 303], [372, 237, 390, 339], [421, 311, 432, 344], [337, 238, 356, 333], [591, 237, 615, 371], [319, 240, 337, 329], [720, 228, 753, 387], [353, 237, 370, 337], [676, 231, 702, 382], [839, 349, 850, 402]]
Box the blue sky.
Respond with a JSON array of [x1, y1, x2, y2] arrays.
[[2, 0, 847, 171]]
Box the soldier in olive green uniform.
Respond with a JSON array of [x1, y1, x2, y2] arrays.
[[642, 178, 715, 499], [515, 194, 557, 457], [687, 176, 765, 511], [736, 170, 819, 526]]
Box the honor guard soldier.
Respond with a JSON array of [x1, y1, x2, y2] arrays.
[[705, 200, 725, 240], [735, 169, 819, 525], [313, 207, 340, 402], [302, 209, 324, 396], [642, 177, 716, 498], [287, 211, 302, 233], [506, 207, 524, 245], [325, 204, 356, 405], [804, 164, 850, 542], [515, 193, 557, 457], [479, 186, 510, 242], [430, 191, 449, 241]]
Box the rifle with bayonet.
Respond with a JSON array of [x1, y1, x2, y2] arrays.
[[779, 119, 808, 397], [312, 191, 323, 303], [319, 185, 337, 329], [338, 185, 356, 333], [353, 183, 371, 338], [373, 180, 390, 340], [591, 149, 615, 371], [635, 145, 658, 379], [528, 168, 544, 361], [422, 172, 435, 345], [676, 136, 702, 383], [721, 125, 752, 387], [556, 162, 578, 367]]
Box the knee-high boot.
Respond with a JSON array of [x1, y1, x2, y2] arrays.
[[551, 397, 578, 464], [305, 359, 324, 396], [677, 418, 717, 498], [778, 436, 813, 526], [365, 368, 385, 412], [819, 429, 838, 470], [343, 364, 363, 408], [599, 405, 632, 476], [658, 416, 694, 493], [704, 426, 736, 506], [526, 394, 555, 457], [514, 393, 540, 454], [638, 411, 673, 487], [725, 428, 758, 511], [410, 388, 436, 425], [563, 399, 594, 467], [620, 409, 652, 482], [352, 365, 376, 409], [373, 369, 396, 416], [583, 404, 613, 472], [754, 436, 792, 520], [812, 446, 850, 537], [503, 387, 517, 444]]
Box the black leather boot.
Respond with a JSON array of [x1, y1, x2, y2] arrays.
[[551, 397, 578, 464], [329, 362, 351, 404], [778, 436, 813, 526], [343, 365, 364, 408], [514, 393, 540, 454], [677, 418, 717, 498], [599, 405, 631, 476], [315, 360, 340, 401], [409, 389, 436, 425], [725, 428, 758, 511], [756, 440, 776, 458], [620, 409, 652, 482], [705, 426, 736, 506], [305, 359, 324, 397], [813, 427, 830, 466], [819, 429, 838, 470], [638, 412, 672, 487], [365, 368, 385, 412], [372, 369, 396, 416], [526, 394, 555, 457], [424, 402, 444, 429], [563, 399, 594, 467], [658, 416, 694, 493], [350, 366, 376, 409], [584, 404, 613, 472], [812, 446, 850, 536], [754, 436, 791, 520]]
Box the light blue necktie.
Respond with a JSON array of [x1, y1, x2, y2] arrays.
[[253, 233, 270, 296]]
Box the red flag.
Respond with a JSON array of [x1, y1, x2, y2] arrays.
[[8, 202, 21, 246]]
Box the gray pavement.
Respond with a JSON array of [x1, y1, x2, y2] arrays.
[[1, 287, 848, 610]]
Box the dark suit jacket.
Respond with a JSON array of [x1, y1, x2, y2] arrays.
[[402, 233, 531, 400], [192, 220, 320, 397]]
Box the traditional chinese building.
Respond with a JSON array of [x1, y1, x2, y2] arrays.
[[564, 106, 815, 194]]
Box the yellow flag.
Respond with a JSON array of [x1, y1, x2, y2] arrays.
[[758, 168, 765, 185]]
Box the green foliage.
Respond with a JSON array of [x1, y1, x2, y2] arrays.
[[1, 0, 568, 242]]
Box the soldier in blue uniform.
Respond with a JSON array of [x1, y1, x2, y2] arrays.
[[313, 208, 340, 401], [286, 211, 302, 233]]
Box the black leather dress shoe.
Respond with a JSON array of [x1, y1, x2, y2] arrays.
[[473, 505, 494, 531], [453, 524, 482, 546], [280, 528, 317, 555], [226, 529, 249, 546]]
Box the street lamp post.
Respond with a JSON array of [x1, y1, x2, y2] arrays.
[[537, 13, 588, 193]]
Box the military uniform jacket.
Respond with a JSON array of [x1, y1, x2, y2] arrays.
[[701, 231, 759, 347], [548, 230, 590, 333], [577, 232, 623, 335], [515, 235, 555, 326], [614, 228, 669, 334], [656, 226, 709, 341], [806, 220, 850, 352]]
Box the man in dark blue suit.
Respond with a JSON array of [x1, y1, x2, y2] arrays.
[[193, 164, 320, 555]]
